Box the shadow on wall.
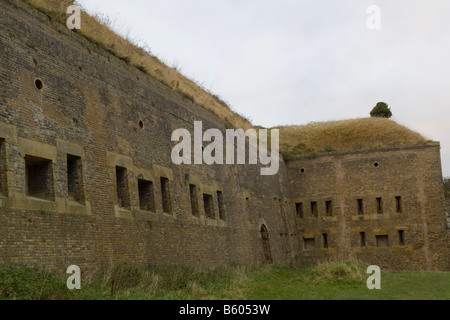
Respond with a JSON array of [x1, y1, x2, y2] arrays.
[[444, 178, 450, 213]]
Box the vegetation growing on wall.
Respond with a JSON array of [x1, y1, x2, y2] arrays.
[[22, 0, 252, 130], [22, 0, 430, 158], [444, 177, 450, 198], [277, 117, 428, 159]]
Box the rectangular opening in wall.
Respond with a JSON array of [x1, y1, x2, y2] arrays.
[[25, 155, 54, 201], [160, 177, 172, 214], [395, 196, 402, 213], [217, 190, 225, 220], [311, 201, 318, 217], [357, 199, 364, 215], [295, 202, 303, 218], [376, 197, 383, 214], [303, 237, 315, 251], [203, 193, 214, 219], [67, 154, 84, 203], [0, 139, 7, 196], [398, 230, 405, 246], [138, 179, 155, 212], [115, 166, 130, 209], [189, 184, 199, 216], [322, 233, 328, 248], [325, 200, 332, 216], [376, 235, 389, 247], [360, 232, 366, 248]]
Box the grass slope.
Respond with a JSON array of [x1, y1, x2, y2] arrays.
[[277, 117, 428, 159], [22, 0, 251, 130], [0, 262, 449, 300], [245, 264, 450, 300], [20, 1, 430, 156]]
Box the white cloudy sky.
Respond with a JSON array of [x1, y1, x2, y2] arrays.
[[76, 0, 450, 177]]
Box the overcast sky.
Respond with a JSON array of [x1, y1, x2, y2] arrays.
[[76, 0, 450, 177]]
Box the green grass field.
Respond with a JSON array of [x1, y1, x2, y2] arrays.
[[0, 262, 448, 300], [243, 264, 450, 300]]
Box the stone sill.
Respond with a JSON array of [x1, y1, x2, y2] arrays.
[[351, 213, 405, 221], [140, 210, 158, 221], [161, 212, 176, 222], [66, 200, 91, 215], [22, 196, 58, 213], [139, 210, 175, 223], [0, 192, 92, 216], [205, 217, 227, 227], [114, 205, 133, 219]]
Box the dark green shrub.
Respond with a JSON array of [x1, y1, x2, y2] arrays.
[[370, 102, 392, 118]]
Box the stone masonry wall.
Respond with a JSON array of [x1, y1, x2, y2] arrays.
[[287, 144, 449, 270], [0, 0, 447, 272], [0, 0, 299, 271]]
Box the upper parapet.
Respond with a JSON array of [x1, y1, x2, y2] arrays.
[[276, 117, 430, 159]]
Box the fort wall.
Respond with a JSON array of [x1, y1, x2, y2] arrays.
[[287, 144, 449, 270], [0, 0, 298, 270], [0, 0, 447, 271]]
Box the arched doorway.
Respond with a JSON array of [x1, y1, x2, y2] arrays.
[[260, 224, 273, 263]]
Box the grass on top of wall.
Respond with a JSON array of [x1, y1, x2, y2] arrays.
[[21, 1, 430, 157], [22, 0, 252, 131], [276, 117, 429, 159]]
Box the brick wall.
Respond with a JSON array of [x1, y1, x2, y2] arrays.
[[0, 0, 298, 271], [0, 0, 447, 272], [287, 145, 449, 270]]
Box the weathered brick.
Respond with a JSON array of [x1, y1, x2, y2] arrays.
[[0, 0, 447, 273]]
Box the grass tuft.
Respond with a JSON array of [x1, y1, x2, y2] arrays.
[[0, 265, 69, 300], [305, 261, 367, 285]]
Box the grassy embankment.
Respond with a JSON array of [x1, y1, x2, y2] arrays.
[[277, 117, 429, 159], [22, 0, 251, 131], [0, 262, 449, 300], [22, 1, 430, 159]]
